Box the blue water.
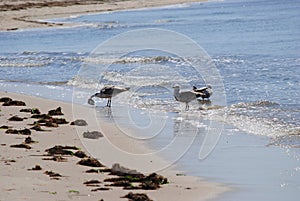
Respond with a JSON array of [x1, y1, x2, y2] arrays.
[[0, 0, 300, 200]]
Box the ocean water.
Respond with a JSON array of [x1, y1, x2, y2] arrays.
[[0, 0, 299, 200]]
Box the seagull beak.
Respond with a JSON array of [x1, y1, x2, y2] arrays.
[[88, 98, 95, 105]]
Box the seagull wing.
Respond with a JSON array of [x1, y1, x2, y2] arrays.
[[100, 86, 114, 94], [179, 91, 199, 102], [193, 86, 208, 93]]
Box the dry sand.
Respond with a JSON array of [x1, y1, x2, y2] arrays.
[[0, 0, 206, 31], [0, 91, 229, 201]]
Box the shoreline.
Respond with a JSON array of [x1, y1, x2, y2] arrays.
[[0, 91, 230, 201], [0, 0, 206, 31]]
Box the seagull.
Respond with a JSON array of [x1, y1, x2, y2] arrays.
[[173, 85, 205, 110], [88, 86, 130, 107], [193, 85, 213, 100]]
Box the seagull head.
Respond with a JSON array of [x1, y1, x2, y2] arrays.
[[172, 84, 180, 89]]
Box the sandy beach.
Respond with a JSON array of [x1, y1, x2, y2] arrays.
[[0, 91, 229, 201], [0, 0, 206, 31], [1, 0, 300, 200]]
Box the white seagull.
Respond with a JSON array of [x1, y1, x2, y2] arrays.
[[88, 86, 130, 107], [173, 85, 205, 110], [193, 85, 213, 100]]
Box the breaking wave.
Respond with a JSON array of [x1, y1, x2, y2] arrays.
[[68, 53, 300, 145], [82, 55, 184, 65], [221, 101, 300, 142], [0, 51, 84, 83]]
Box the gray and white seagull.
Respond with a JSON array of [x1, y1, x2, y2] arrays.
[[88, 85, 130, 107], [173, 85, 205, 110]]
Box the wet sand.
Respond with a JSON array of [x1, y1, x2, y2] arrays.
[[0, 91, 229, 201], [0, 0, 206, 31]]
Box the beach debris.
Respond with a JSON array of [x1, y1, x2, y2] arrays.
[[31, 118, 67, 130], [0, 125, 12, 129], [121, 192, 153, 201], [106, 180, 132, 188], [30, 124, 46, 131], [85, 168, 111, 173], [43, 120, 58, 127], [104, 176, 145, 189], [0, 97, 12, 102], [20, 108, 41, 114], [7, 28, 18, 31], [36, 116, 68, 124], [85, 169, 101, 173], [139, 173, 168, 190], [5, 128, 31, 135], [111, 163, 143, 177], [0, 97, 26, 106], [31, 114, 51, 119], [44, 170, 62, 179], [61, 145, 80, 150], [10, 143, 31, 149], [48, 107, 63, 116], [51, 117, 68, 124], [70, 119, 88, 126], [147, 173, 169, 185], [91, 187, 111, 191], [28, 165, 42, 171], [83, 131, 103, 139], [8, 115, 24, 121], [68, 190, 79, 194], [20, 108, 33, 113], [2, 159, 16, 165], [24, 136, 36, 144], [77, 157, 104, 167], [43, 155, 68, 162], [32, 108, 41, 114], [30, 113, 68, 127], [45, 145, 79, 156], [83, 180, 101, 185], [34, 119, 57, 127], [74, 150, 88, 158], [105, 165, 168, 190], [2, 100, 26, 106]]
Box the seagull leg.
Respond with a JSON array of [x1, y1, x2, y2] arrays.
[[185, 103, 189, 111], [106, 98, 112, 107]]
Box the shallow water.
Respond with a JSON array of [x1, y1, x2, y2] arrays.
[[1, 0, 300, 200]]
